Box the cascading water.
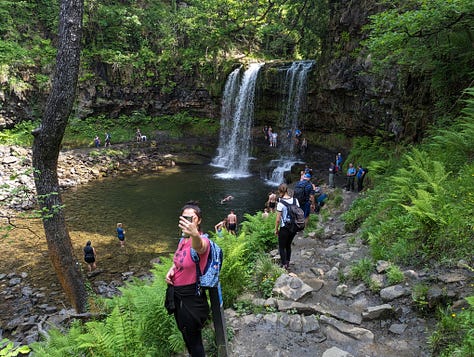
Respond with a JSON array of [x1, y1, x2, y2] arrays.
[[212, 63, 264, 179], [266, 60, 314, 186], [281, 60, 314, 154]]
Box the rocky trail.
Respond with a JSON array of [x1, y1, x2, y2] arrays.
[[226, 190, 472, 357]]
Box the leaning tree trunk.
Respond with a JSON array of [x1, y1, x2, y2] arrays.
[[32, 0, 87, 313]]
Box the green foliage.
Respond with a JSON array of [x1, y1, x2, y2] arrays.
[[1, 0, 330, 104], [349, 258, 373, 285], [0, 338, 30, 356], [412, 283, 431, 313], [61, 112, 218, 148], [252, 254, 286, 298], [214, 233, 251, 307], [363, 0, 474, 112], [429, 298, 474, 356], [386, 264, 404, 285], [240, 212, 278, 263], [344, 88, 474, 265], [31, 257, 184, 356], [0, 120, 38, 146]]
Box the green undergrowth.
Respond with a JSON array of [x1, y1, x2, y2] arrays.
[[30, 208, 317, 356], [343, 88, 474, 356], [343, 88, 474, 266], [0, 112, 219, 149]]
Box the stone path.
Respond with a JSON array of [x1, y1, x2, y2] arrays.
[[225, 190, 472, 357]]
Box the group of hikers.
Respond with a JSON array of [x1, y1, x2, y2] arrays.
[[93, 132, 111, 148], [92, 128, 147, 148], [329, 152, 368, 192]]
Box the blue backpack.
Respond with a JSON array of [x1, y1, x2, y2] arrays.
[[190, 237, 223, 291]]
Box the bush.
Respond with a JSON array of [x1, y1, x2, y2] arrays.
[[428, 297, 474, 356]]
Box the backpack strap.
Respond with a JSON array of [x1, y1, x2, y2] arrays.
[[181, 235, 208, 296]]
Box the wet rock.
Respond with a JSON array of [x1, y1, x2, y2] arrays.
[[9, 277, 21, 286], [301, 314, 320, 333], [348, 283, 366, 297]]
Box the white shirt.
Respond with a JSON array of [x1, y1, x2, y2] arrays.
[[276, 197, 300, 227]]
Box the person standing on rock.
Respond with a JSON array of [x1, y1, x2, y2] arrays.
[[94, 135, 100, 148], [274, 183, 299, 271], [335, 152, 343, 174], [116, 223, 126, 247], [356, 165, 367, 192], [345, 163, 356, 191], [83, 241, 97, 272]]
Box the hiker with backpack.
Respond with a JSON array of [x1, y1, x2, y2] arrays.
[[293, 172, 316, 225], [165, 201, 212, 357], [275, 183, 304, 271]]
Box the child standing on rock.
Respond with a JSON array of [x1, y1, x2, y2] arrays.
[[116, 223, 125, 247]]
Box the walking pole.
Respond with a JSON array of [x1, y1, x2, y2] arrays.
[[208, 284, 228, 356]]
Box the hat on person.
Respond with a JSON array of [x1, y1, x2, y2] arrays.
[[304, 173, 311, 179]]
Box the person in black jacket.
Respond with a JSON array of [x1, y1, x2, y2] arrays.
[[83, 241, 97, 272]]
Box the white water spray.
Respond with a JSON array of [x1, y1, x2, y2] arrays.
[[212, 63, 264, 179]]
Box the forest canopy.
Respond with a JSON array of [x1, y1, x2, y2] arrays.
[[0, 0, 329, 95]]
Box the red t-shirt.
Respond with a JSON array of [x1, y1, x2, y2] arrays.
[[172, 236, 210, 287]]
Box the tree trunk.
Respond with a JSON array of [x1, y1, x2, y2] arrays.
[[32, 0, 87, 313]]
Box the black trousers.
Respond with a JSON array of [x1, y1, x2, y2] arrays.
[[278, 226, 297, 267], [174, 284, 209, 357]]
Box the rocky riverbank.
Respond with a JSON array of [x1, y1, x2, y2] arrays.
[[0, 143, 181, 345], [0, 143, 180, 212]]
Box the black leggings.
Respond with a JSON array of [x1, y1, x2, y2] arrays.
[[174, 284, 209, 357], [278, 226, 296, 267]]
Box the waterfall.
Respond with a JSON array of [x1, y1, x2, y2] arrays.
[[212, 63, 264, 179], [265, 61, 314, 186], [265, 159, 300, 186], [280, 60, 314, 154]]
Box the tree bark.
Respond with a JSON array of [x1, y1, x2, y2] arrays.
[[32, 0, 87, 313]]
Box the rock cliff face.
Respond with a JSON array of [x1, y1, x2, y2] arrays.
[[0, 0, 433, 142], [254, 0, 431, 141]]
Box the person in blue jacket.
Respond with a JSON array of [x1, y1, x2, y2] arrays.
[[345, 163, 356, 191], [356, 165, 367, 192], [116, 223, 125, 247]]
